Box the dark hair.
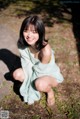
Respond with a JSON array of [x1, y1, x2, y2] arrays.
[[18, 15, 48, 50]]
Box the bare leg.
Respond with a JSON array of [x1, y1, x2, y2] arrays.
[[35, 76, 58, 106], [13, 68, 25, 82], [47, 88, 55, 106]]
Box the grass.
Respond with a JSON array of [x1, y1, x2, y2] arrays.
[[56, 90, 80, 119]]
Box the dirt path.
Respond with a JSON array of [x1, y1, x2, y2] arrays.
[[0, 23, 20, 100]]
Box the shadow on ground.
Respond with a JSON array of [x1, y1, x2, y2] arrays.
[[0, 49, 23, 99]]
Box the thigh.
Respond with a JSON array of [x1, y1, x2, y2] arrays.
[[36, 76, 58, 87]]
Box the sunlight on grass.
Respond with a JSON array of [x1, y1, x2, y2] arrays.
[[32, 115, 41, 119], [55, 85, 80, 119], [1, 0, 35, 16], [39, 93, 47, 108]]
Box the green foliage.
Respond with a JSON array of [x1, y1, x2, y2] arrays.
[[32, 115, 41, 119], [56, 96, 80, 119]]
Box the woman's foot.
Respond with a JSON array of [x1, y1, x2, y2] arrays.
[[47, 89, 55, 107]]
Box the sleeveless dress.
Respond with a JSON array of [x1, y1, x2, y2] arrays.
[[19, 47, 64, 104]]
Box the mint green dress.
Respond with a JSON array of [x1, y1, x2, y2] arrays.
[[19, 47, 64, 104]]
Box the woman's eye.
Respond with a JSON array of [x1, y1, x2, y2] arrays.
[[32, 30, 37, 33], [23, 29, 37, 33], [24, 29, 28, 32]]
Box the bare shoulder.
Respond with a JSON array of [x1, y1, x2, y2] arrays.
[[41, 43, 52, 56], [39, 44, 52, 63]]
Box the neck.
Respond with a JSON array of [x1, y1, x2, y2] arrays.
[[29, 46, 39, 54]]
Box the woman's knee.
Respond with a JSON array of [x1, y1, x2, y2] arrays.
[[35, 76, 58, 92], [13, 70, 20, 80], [35, 77, 51, 92], [13, 68, 24, 81]]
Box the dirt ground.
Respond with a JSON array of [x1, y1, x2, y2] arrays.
[[0, 1, 80, 119]]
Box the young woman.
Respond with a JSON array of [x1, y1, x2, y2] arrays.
[[13, 15, 64, 106]]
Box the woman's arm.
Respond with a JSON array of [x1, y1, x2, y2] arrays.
[[39, 44, 52, 64], [19, 48, 33, 79]]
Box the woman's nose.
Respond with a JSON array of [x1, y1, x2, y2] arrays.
[[27, 31, 32, 36]]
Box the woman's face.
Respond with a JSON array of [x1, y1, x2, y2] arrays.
[[23, 24, 39, 47]]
